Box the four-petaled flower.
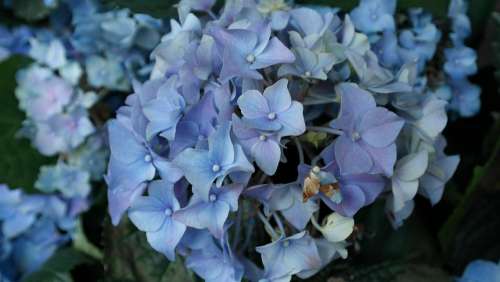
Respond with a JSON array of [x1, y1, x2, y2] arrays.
[[330, 83, 404, 176], [128, 180, 186, 260]]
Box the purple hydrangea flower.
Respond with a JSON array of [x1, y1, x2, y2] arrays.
[[210, 24, 295, 82], [350, 0, 396, 33], [237, 79, 305, 136], [329, 83, 404, 176]]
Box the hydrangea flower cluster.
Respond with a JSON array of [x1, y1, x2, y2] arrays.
[[1, 0, 164, 279], [105, 0, 466, 281], [0, 184, 88, 281]]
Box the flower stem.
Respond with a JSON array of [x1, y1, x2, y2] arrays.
[[307, 126, 343, 136], [293, 137, 305, 164], [257, 210, 278, 240]]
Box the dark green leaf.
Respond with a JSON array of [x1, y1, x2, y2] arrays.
[[322, 261, 451, 282], [102, 0, 177, 18], [439, 119, 500, 254], [12, 0, 51, 22], [22, 248, 92, 282], [296, 0, 450, 18], [103, 217, 196, 282], [0, 56, 53, 193]]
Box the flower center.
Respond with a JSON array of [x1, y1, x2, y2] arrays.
[[304, 71, 311, 77], [312, 166, 321, 174], [144, 154, 152, 162], [351, 131, 361, 141], [212, 164, 221, 172], [267, 112, 276, 120], [259, 134, 267, 141], [282, 240, 290, 247], [246, 54, 255, 63], [164, 208, 172, 216], [209, 194, 217, 202]]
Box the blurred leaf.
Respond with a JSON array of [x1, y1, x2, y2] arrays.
[[0, 56, 53, 192], [102, 0, 177, 18], [103, 217, 196, 282], [439, 120, 500, 253], [468, 0, 497, 38], [323, 261, 450, 282], [22, 248, 92, 282], [355, 201, 440, 264], [296, 0, 450, 18], [72, 220, 104, 261], [301, 131, 328, 149], [12, 0, 51, 22]]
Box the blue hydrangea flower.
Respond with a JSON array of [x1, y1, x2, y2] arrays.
[[186, 242, 244, 282], [85, 55, 129, 91], [457, 260, 500, 282], [29, 38, 67, 70], [128, 180, 186, 260], [350, 0, 396, 34], [0, 187, 43, 239], [173, 123, 254, 200], [418, 136, 459, 205], [232, 115, 282, 175], [237, 79, 305, 136], [141, 76, 186, 140], [256, 231, 322, 279], [35, 163, 91, 198], [449, 79, 481, 118], [444, 46, 477, 79], [11, 220, 63, 275], [329, 83, 404, 176], [15, 65, 73, 121], [245, 183, 319, 230], [211, 24, 295, 81], [173, 184, 243, 238]]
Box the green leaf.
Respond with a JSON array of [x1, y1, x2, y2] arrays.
[[103, 217, 197, 282], [439, 119, 500, 256], [296, 0, 450, 18], [355, 201, 440, 265], [0, 56, 53, 193], [72, 220, 104, 261], [12, 0, 52, 22], [322, 262, 451, 282], [22, 248, 92, 282], [102, 0, 177, 18]]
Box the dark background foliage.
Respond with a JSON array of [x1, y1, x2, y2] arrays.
[[0, 0, 499, 281]]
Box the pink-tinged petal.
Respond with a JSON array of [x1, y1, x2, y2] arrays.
[[237, 90, 270, 119], [334, 136, 373, 175], [359, 107, 404, 148]]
